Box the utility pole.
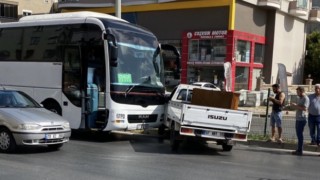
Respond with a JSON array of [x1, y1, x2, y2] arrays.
[[115, 0, 121, 18]]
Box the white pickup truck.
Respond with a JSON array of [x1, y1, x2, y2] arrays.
[[163, 84, 252, 151]]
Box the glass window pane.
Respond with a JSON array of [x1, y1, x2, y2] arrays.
[[235, 40, 250, 63], [188, 39, 226, 62], [235, 67, 249, 90], [212, 39, 226, 61], [1, 5, 4, 17], [254, 43, 264, 63], [188, 40, 199, 60], [252, 68, 263, 91], [0, 28, 23, 61]]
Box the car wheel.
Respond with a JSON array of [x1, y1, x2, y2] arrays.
[[0, 127, 16, 153], [48, 143, 63, 150]]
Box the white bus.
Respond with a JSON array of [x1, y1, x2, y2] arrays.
[[0, 11, 179, 131]]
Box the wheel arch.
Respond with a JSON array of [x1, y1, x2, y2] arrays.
[[41, 98, 62, 115]]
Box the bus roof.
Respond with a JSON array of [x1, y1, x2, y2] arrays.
[[19, 11, 128, 23]]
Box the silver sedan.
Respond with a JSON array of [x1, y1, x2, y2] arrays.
[[0, 90, 71, 153]]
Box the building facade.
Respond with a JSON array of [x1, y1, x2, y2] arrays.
[[0, 0, 57, 23], [58, 0, 319, 91]]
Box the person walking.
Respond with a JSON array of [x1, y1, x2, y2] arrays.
[[291, 86, 309, 155], [308, 84, 320, 146], [267, 84, 286, 143]]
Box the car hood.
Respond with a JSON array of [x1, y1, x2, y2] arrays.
[[0, 108, 68, 126]]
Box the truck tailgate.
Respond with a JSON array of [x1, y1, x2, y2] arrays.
[[181, 104, 251, 131]]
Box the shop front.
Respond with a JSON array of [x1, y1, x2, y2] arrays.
[[181, 30, 265, 91]]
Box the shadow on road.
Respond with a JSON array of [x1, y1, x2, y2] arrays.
[[69, 129, 232, 156]]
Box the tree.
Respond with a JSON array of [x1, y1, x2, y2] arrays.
[[304, 31, 320, 83]]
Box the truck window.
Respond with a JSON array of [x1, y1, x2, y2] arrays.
[[177, 89, 193, 102]]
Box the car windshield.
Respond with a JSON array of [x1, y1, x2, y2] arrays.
[[0, 91, 41, 108]]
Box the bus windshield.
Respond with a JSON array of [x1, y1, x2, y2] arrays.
[[103, 20, 165, 106]]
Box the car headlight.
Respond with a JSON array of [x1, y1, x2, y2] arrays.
[[62, 122, 70, 129], [16, 124, 42, 130]]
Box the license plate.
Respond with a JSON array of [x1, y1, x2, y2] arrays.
[[136, 124, 149, 130], [202, 131, 223, 137], [45, 134, 61, 139]]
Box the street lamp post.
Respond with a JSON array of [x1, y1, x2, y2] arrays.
[[115, 0, 121, 18]]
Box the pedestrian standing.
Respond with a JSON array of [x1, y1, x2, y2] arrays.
[[267, 84, 286, 143], [291, 86, 309, 155], [308, 84, 320, 146]]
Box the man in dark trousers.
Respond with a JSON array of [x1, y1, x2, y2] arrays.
[[267, 84, 286, 143], [308, 84, 320, 146], [291, 86, 309, 155]]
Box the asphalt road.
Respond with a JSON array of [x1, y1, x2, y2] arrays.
[[0, 131, 319, 180]]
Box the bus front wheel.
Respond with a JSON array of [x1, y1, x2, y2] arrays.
[[43, 100, 62, 115]]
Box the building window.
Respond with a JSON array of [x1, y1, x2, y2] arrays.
[[0, 3, 18, 19], [297, 0, 308, 9], [254, 43, 265, 63], [235, 40, 250, 63], [235, 66, 249, 91], [188, 39, 226, 62]]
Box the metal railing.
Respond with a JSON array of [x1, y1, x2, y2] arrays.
[[249, 111, 311, 143]]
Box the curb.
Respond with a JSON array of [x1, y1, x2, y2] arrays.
[[240, 140, 320, 153]]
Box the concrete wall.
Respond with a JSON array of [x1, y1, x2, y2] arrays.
[[10, 0, 56, 16], [271, 12, 306, 85], [235, 1, 267, 36]]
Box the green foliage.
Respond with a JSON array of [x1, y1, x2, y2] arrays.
[[305, 31, 320, 83]]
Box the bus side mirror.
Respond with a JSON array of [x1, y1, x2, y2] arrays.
[[104, 33, 118, 67], [109, 42, 118, 67], [160, 44, 181, 78]]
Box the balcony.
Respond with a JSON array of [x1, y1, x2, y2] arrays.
[[309, 9, 320, 22], [257, 0, 281, 9], [289, 0, 308, 16]]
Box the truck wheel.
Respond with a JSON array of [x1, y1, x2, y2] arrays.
[[170, 123, 180, 151], [158, 124, 166, 136], [222, 143, 233, 151], [158, 124, 166, 143]]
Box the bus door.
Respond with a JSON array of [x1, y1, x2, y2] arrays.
[[85, 46, 107, 130], [61, 46, 83, 129]]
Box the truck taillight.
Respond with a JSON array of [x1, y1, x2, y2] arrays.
[[180, 127, 193, 134], [234, 134, 247, 139]]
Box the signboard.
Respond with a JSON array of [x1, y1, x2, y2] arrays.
[[186, 30, 227, 39]]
